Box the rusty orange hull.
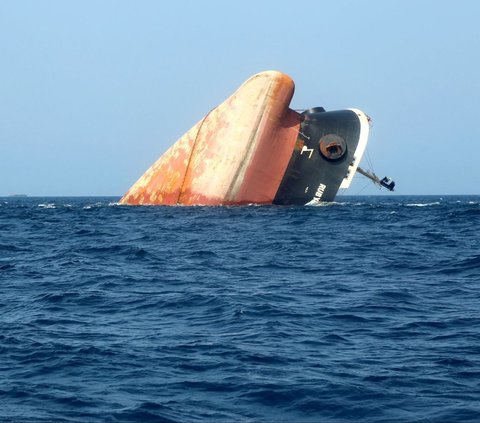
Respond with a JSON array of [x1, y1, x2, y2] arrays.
[[120, 71, 370, 206]]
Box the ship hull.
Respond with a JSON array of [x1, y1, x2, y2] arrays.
[[120, 71, 369, 206]]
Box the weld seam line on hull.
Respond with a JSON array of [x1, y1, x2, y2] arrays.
[[177, 108, 215, 204]]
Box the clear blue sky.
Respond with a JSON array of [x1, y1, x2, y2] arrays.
[[1, 0, 479, 196]]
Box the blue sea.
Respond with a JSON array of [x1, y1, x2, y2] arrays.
[[1, 195, 480, 422]]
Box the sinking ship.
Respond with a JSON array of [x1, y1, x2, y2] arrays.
[[120, 71, 394, 206]]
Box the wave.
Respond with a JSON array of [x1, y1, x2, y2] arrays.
[[405, 202, 441, 207]]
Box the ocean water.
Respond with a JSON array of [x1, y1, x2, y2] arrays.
[[1, 195, 480, 422]]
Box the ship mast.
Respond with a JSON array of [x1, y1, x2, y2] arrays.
[[356, 166, 395, 191]]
